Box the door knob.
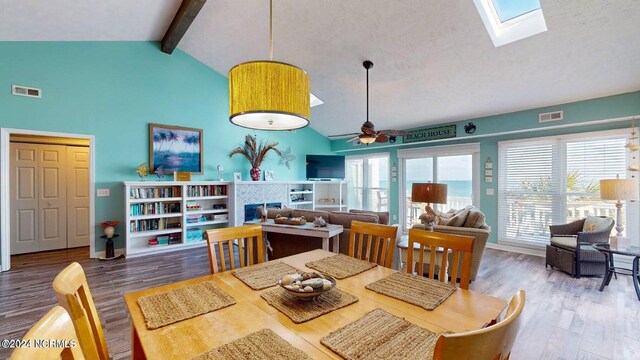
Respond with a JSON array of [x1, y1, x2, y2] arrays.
[[47, 201, 53, 207]]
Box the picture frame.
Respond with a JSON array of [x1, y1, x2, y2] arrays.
[[150, 123, 203, 174], [233, 172, 242, 182], [264, 170, 275, 181]]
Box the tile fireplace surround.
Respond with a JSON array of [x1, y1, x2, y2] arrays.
[[232, 181, 294, 226]]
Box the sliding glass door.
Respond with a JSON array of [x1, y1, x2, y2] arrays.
[[346, 153, 390, 211]]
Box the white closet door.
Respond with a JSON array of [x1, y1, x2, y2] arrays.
[[38, 144, 67, 252], [66, 146, 90, 248], [10, 143, 39, 254]]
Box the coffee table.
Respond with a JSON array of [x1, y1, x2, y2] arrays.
[[592, 243, 640, 301], [246, 219, 343, 255]]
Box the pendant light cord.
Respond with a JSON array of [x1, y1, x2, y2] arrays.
[[366, 66, 369, 122], [269, 0, 273, 61]]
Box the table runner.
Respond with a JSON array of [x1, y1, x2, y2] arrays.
[[260, 287, 358, 324], [321, 308, 443, 360], [305, 254, 377, 279], [191, 328, 313, 360], [137, 281, 236, 330], [233, 261, 301, 290], [365, 272, 456, 310]]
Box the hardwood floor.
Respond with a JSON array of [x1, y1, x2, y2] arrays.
[[1, 246, 638, 359]]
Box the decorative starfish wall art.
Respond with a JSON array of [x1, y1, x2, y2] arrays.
[[278, 146, 296, 169]]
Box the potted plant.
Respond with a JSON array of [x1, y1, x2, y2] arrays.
[[228, 135, 281, 181]]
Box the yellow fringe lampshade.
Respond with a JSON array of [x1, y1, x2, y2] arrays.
[[229, 61, 310, 131]]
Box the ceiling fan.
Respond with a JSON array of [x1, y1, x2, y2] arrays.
[[328, 60, 408, 145]]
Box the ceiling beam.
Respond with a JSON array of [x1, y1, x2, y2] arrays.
[[161, 0, 207, 55]]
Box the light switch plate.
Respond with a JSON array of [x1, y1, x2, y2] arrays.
[[486, 188, 494, 196], [97, 189, 110, 197]]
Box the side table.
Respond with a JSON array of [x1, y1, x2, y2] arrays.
[[592, 243, 640, 301], [99, 234, 124, 261]]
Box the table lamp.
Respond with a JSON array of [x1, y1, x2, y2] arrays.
[[600, 177, 639, 236], [411, 183, 448, 231]]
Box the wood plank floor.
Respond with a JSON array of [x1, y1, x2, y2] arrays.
[[1, 246, 638, 359]]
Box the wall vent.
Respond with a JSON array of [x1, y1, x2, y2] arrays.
[[539, 110, 563, 123], [12, 85, 41, 98]]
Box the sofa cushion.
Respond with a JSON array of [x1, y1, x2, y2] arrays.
[[463, 209, 486, 229], [348, 209, 390, 225], [583, 216, 613, 232], [329, 211, 379, 228], [291, 209, 330, 222], [551, 236, 578, 249], [438, 208, 470, 227]]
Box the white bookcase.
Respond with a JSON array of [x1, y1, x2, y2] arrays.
[[313, 181, 348, 211], [288, 181, 315, 210], [124, 181, 232, 258]]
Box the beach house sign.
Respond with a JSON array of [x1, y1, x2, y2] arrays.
[[403, 125, 457, 144]]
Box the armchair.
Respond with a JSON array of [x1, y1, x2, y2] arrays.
[[545, 216, 614, 278]]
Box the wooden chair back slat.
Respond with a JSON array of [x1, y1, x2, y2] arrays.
[[11, 306, 84, 360], [205, 225, 264, 274], [433, 290, 526, 360], [52, 262, 108, 360], [407, 229, 475, 289], [348, 221, 399, 268]]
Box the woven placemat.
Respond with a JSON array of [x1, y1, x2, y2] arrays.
[[260, 287, 358, 324], [321, 308, 442, 360], [137, 281, 236, 330], [233, 261, 301, 290], [305, 254, 377, 279], [191, 328, 313, 360], [365, 272, 456, 310]]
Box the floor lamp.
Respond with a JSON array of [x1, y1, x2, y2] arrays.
[[411, 183, 448, 231], [600, 177, 639, 237]]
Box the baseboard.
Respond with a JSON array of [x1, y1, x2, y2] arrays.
[[93, 248, 125, 259], [486, 242, 545, 257]]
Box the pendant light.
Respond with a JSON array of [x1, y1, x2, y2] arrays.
[[228, 0, 310, 131], [359, 60, 377, 144]]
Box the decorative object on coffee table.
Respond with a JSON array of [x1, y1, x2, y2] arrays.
[[411, 182, 448, 231], [600, 175, 639, 236], [313, 216, 327, 227], [99, 220, 123, 260], [228, 134, 281, 181]]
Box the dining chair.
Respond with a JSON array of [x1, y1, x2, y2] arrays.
[[432, 290, 526, 360], [11, 306, 84, 360], [205, 224, 265, 273], [349, 221, 399, 268], [53, 262, 108, 360], [407, 228, 475, 289]]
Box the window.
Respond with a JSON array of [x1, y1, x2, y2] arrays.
[[473, 0, 546, 47], [345, 153, 389, 212], [498, 130, 636, 248], [398, 144, 480, 230]]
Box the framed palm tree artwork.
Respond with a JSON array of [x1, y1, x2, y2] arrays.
[[149, 123, 203, 174]]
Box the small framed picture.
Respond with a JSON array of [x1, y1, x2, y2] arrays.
[[233, 172, 242, 182], [264, 170, 275, 181], [485, 176, 493, 183], [485, 169, 493, 176]]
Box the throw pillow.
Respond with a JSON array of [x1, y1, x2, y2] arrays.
[[463, 209, 487, 228], [582, 216, 613, 232], [439, 208, 470, 227], [434, 208, 456, 225]]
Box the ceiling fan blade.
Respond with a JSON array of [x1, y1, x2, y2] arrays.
[[380, 129, 409, 136], [345, 136, 360, 143], [328, 132, 359, 138], [375, 134, 389, 143]]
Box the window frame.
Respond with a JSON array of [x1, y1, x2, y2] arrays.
[[345, 152, 390, 212]]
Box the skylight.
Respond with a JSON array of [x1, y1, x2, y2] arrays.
[[492, 0, 541, 23], [474, 0, 547, 47]]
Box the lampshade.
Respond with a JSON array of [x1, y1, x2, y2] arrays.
[[228, 60, 310, 131], [411, 183, 448, 204], [600, 178, 639, 200], [359, 134, 377, 144]]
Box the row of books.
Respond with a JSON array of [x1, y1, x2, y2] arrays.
[[186, 185, 227, 197], [130, 202, 180, 216], [130, 186, 182, 199], [130, 218, 179, 232]]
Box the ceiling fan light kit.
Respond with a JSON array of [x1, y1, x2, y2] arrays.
[[228, 0, 310, 131]]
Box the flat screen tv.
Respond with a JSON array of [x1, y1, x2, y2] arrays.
[[306, 155, 346, 180]]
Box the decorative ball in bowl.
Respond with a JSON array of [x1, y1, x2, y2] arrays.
[[278, 271, 336, 301]]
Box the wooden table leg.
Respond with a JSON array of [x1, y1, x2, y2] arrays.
[[332, 235, 340, 253], [131, 323, 146, 360], [322, 236, 329, 251]]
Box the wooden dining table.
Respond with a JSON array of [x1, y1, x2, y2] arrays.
[[124, 249, 507, 359]]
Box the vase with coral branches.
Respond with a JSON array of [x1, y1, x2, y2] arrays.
[[228, 135, 281, 181]]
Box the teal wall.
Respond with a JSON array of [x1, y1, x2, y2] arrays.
[[0, 42, 331, 255], [332, 91, 640, 243]]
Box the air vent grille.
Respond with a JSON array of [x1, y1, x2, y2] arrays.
[[12, 85, 41, 98], [539, 110, 563, 123]]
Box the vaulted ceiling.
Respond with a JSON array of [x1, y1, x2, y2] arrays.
[[2, 1, 639, 137]]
